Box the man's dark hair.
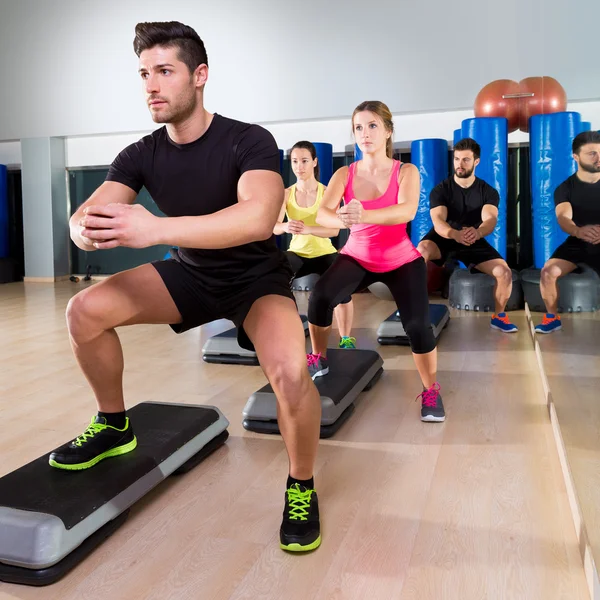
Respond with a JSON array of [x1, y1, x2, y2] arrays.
[[572, 130, 600, 154], [134, 21, 208, 74], [454, 137, 481, 160]]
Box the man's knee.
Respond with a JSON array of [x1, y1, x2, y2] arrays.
[[541, 263, 561, 285], [262, 354, 313, 410], [417, 241, 434, 262], [493, 263, 513, 287], [66, 287, 114, 340]]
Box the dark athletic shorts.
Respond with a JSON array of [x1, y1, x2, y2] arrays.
[[152, 257, 295, 351], [420, 228, 502, 268], [550, 235, 600, 274]]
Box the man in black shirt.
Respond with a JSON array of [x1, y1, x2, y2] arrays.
[[52, 22, 322, 552], [416, 138, 517, 333], [535, 130, 600, 334]]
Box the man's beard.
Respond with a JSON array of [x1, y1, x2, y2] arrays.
[[579, 160, 600, 174], [455, 166, 474, 179], [150, 91, 196, 124]]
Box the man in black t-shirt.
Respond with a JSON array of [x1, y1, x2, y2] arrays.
[[535, 130, 600, 334], [52, 22, 322, 552], [416, 138, 517, 333]]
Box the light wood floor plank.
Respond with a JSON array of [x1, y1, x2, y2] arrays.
[[0, 282, 588, 599]]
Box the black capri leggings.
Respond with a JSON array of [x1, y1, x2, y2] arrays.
[[285, 251, 352, 305], [308, 254, 436, 354]]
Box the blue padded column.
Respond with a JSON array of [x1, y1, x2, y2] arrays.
[[581, 121, 592, 133], [354, 143, 363, 161], [410, 139, 449, 246], [530, 111, 582, 267], [460, 117, 508, 258], [453, 129, 462, 146], [313, 142, 333, 185]]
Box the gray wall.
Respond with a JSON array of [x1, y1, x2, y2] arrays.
[[50, 137, 69, 276], [21, 138, 69, 278], [1, 0, 598, 140]]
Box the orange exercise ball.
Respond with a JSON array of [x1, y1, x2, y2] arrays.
[[518, 76, 567, 132], [474, 79, 520, 133]]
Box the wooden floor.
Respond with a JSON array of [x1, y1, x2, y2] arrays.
[[536, 312, 600, 579], [0, 282, 589, 600]]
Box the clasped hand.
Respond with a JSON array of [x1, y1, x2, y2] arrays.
[[576, 225, 600, 244], [78, 203, 159, 250], [337, 199, 364, 227], [455, 227, 481, 246], [285, 220, 305, 235]]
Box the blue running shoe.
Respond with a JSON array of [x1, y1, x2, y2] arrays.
[[535, 314, 562, 334], [490, 313, 518, 333]]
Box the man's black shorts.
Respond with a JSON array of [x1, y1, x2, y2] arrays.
[[152, 257, 295, 351], [420, 228, 502, 268], [550, 235, 600, 274]]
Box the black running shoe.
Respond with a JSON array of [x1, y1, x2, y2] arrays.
[[417, 383, 445, 422], [49, 416, 137, 470], [280, 483, 321, 552]]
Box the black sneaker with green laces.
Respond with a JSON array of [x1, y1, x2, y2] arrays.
[[49, 416, 137, 470], [280, 483, 321, 552]]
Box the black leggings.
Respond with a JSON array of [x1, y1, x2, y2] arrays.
[[308, 254, 436, 354], [285, 251, 352, 305]]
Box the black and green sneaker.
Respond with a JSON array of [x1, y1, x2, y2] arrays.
[[49, 416, 137, 470], [280, 483, 321, 552]]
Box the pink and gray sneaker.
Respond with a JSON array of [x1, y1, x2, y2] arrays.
[[307, 353, 329, 380], [417, 383, 445, 422]]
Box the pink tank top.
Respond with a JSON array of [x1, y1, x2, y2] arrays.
[[340, 160, 421, 272]]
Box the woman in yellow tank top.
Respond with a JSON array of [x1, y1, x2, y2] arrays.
[[274, 141, 356, 349]]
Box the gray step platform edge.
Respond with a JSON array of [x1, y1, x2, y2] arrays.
[[202, 317, 309, 360], [0, 403, 229, 570], [243, 353, 384, 426], [377, 304, 450, 342]]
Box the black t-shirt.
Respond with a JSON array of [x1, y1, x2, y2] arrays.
[[429, 176, 500, 229], [554, 173, 600, 227], [106, 113, 286, 289]]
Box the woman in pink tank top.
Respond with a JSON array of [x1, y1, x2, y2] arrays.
[[305, 101, 445, 422]]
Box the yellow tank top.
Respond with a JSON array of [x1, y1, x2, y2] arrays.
[[286, 183, 337, 258]]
